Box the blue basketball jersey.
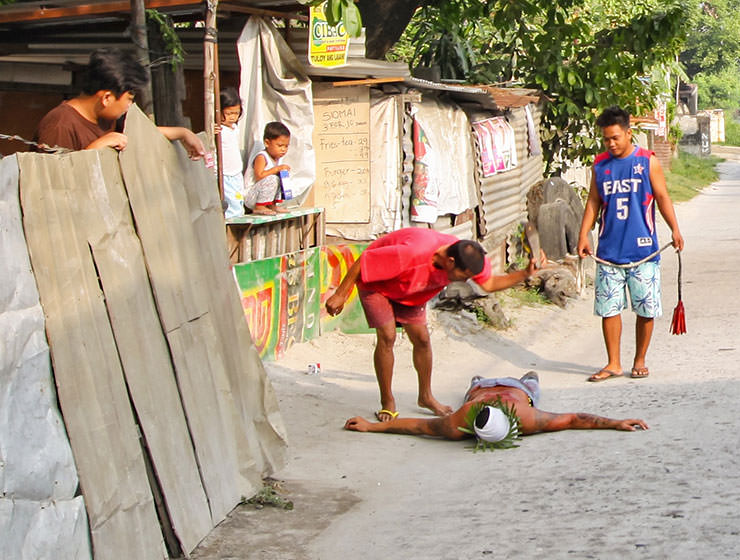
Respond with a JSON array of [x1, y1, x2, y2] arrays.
[[594, 146, 659, 264]]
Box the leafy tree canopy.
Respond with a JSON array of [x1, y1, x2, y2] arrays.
[[389, 0, 692, 173], [694, 67, 740, 110], [298, 0, 363, 37], [680, 0, 740, 79]]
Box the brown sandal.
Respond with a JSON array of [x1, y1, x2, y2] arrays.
[[587, 369, 623, 382], [630, 367, 650, 378]]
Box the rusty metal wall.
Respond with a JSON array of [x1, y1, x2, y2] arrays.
[[469, 104, 544, 257]]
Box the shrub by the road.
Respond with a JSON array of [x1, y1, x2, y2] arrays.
[[665, 151, 723, 202]]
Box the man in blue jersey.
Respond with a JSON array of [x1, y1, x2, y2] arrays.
[[577, 106, 684, 382]]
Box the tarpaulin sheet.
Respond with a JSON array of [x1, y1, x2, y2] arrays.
[[410, 96, 478, 221], [0, 155, 91, 559], [238, 17, 316, 201]]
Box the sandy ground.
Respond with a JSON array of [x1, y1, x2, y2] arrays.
[[192, 147, 740, 560]]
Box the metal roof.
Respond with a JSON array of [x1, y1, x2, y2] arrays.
[[0, 2, 546, 114], [0, 1, 306, 27]]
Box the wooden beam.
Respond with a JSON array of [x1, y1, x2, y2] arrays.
[[219, 3, 308, 21], [0, 1, 202, 24], [331, 77, 405, 87]]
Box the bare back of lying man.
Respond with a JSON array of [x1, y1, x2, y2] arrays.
[[344, 372, 648, 442]]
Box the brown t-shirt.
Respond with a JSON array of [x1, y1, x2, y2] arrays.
[[35, 102, 114, 151]]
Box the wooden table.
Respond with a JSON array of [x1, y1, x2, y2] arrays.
[[225, 207, 326, 263]]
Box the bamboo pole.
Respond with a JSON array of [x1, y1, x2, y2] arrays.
[[204, 0, 224, 203]]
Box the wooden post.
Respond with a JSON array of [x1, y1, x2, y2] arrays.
[[204, 0, 224, 202], [130, 0, 154, 120]]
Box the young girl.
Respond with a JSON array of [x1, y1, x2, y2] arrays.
[[219, 88, 246, 218], [245, 121, 291, 215]]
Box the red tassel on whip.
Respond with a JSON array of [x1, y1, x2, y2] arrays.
[[670, 250, 686, 335]]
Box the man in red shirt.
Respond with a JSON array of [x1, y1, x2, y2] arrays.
[[326, 228, 538, 422]]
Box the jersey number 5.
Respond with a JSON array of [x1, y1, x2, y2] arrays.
[[616, 197, 629, 220]]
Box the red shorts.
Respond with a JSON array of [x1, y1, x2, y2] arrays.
[[358, 290, 427, 328]]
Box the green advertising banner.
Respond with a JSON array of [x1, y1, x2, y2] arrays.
[[233, 243, 371, 361], [234, 248, 320, 360], [319, 243, 370, 334]]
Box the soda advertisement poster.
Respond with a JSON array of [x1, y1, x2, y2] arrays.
[[309, 3, 350, 68]]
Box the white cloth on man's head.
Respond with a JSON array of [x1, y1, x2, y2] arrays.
[[473, 406, 511, 442]]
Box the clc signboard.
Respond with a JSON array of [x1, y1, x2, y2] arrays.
[[309, 3, 350, 68]]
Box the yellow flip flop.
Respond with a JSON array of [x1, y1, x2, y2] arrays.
[[375, 409, 399, 421]]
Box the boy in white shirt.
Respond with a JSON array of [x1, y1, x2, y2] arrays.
[[245, 122, 291, 215]]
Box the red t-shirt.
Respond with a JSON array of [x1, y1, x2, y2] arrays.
[[358, 228, 492, 306]]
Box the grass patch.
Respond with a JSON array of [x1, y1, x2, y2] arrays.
[[719, 118, 740, 146], [502, 286, 550, 307], [665, 151, 723, 202], [469, 302, 493, 325], [241, 479, 293, 510]]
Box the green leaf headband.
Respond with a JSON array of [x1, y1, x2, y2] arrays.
[[457, 397, 522, 452]]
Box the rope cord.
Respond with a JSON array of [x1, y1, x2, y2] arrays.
[[0, 133, 70, 154], [588, 242, 675, 269]]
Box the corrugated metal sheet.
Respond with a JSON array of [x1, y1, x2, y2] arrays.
[[0, 155, 92, 560], [10, 105, 287, 558], [437, 218, 476, 240], [469, 103, 544, 255]]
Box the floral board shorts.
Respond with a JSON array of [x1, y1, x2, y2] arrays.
[[594, 261, 662, 318]]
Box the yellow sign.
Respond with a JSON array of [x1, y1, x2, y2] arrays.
[[308, 3, 349, 68]]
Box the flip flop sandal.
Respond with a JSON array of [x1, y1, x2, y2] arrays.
[[631, 367, 650, 378], [375, 409, 399, 421], [587, 369, 623, 382]]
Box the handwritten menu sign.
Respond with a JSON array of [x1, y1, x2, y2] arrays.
[[312, 84, 370, 223]]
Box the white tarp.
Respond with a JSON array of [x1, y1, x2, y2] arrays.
[[0, 155, 91, 559], [369, 91, 403, 235], [237, 17, 316, 201], [410, 96, 478, 220]]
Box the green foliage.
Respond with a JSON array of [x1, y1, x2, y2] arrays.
[[678, 0, 740, 120], [506, 286, 550, 307], [694, 67, 740, 110], [664, 151, 723, 202], [665, 99, 682, 145], [721, 116, 740, 146], [680, 0, 740, 79], [388, 2, 499, 82], [242, 481, 294, 510], [389, 0, 691, 173], [298, 0, 363, 37], [146, 9, 185, 69], [470, 302, 493, 325]]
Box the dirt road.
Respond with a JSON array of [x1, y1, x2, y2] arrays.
[[193, 147, 740, 559]]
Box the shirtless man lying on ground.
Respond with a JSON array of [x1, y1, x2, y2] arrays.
[[344, 372, 647, 446]]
